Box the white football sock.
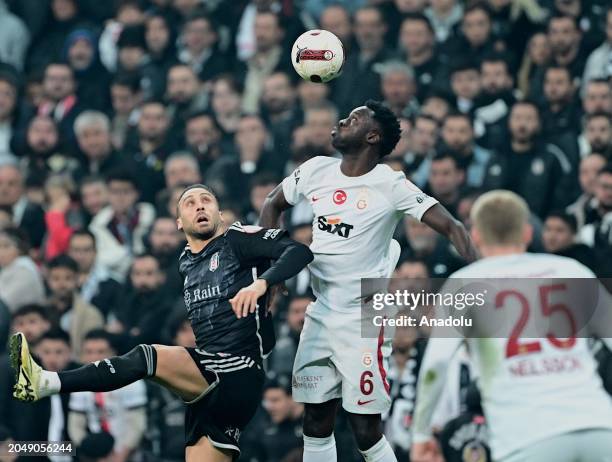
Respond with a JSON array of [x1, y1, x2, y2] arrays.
[[39, 370, 61, 398], [303, 435, 337, 462], [359, 436, 397, 462]]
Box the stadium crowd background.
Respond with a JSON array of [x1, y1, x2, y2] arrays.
[[0, 0, 611, 460]]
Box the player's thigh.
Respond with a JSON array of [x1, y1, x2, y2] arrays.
[[292, 303, 341, 405], [151, 345, 208, 401], [332, 315, 392, 415], [185, 435, 233, 462], [577, 429, 612, 461]]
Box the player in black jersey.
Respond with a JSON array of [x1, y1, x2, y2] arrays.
[[10, 184, 313, 462]]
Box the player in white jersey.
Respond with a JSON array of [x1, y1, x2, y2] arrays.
[[411, 190, 612, 462], [260, 100, 477, 462]]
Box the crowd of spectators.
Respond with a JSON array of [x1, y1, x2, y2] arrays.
[[0, 0, 610, 460]]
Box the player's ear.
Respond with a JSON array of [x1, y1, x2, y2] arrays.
[[218, 210, 225, 224], [522, 223, 533, 246], [471, 227, 481, 248], [176, 217, 183, 231], [366, 130, 380, 145]]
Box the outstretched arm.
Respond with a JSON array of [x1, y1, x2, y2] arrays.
[[421, 204, 479, 263], [259, 183, 293, 228]]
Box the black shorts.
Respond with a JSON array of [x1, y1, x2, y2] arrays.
[[184, 348, 265, 460]]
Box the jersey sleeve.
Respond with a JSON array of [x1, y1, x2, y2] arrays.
[[391, 174, 439, 221], [226, 223, 313, 286], [281, 156, 320, 205]]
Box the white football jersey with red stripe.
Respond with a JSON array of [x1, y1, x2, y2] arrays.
[[282, 156, 438, 312], [413, 253, 612, 460]]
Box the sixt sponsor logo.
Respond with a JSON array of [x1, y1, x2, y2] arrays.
[[295, 47, 335, 62], [317, 216, 354, 238]]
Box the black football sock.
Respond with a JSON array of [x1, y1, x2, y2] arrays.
[[58, 344, 157, 393]]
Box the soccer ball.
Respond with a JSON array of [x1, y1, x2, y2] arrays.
[[291, 30, 345, 83]]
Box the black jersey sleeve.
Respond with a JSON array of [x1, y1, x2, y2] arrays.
[[226, 224, 313, 287]]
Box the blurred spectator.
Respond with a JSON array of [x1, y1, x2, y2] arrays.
[[44, 174, 83, 260], [45, 254, 103, 356], [74, 111, 126, 181], [184, 111, 223, 173], [110, 254, 173, 345], [126, 100, 177, 202], [543, 211, 598, 271], [165, 64, 208, 136], [399, 217, 464, 277], [483, 100, 576, 218], [38, 62, 84, 148], [89, 170, 155, 279], [270, 294, 311, 377], [540, 65, 581, 139], [319, 5, 354, 51], [261, 72, 302, 155], [400, 13, 449, 102], [68, 330, 147, 462], [297, 80, 330, 111], [0, 0, 30, 72], [147, 216, 185, 296], [115, 25, 148, 75], [243, 379, 303, 462], [67, 230, 121, 318], [16, 115, 78, 185], [382, 324, 424, 460], [420, 92, 452, 122], [79, 176, 109, 226], [546, 14, 588, 80], [178, 13, 229, 83], [9, 304, 51, 346], [441, 112, 491, 188], [0, 227, 45, 312], [582, 79, 612, 116], [568, 152, 607, 229], [449, 60, 481, 114], [333, 6, 392, 114], [405, 114, 438, 187], [425, 0, 462, 45], [109, 75, 142, 151], [27, 0, 83, 71], [578, 163, 612, 275], [302, 103, 338, 157], [144, 12, 178, 101], [163, 151, 202, 189], [426, 152, 465, 218], [580, 112, 612, 159], [211, 75, 243, 147], [582, 8, 612, 88], [380, 61, 419, 117], [246, 173, 279, 224], [473, 53, 515, 151], [452, 4, 495, 66], [517, 32, 551, 99], [0, 74, 20, 159], [64, 28, 112, 112], [242, 12, 290, 113]]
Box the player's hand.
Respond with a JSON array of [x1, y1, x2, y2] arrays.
[[230, 279, 268, 319], [410, 440, 444, 462]]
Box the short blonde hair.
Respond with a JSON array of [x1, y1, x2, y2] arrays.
[[470, 190, 529, 245]]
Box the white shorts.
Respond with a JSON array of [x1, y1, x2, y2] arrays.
[[292, 301, 393, 414]]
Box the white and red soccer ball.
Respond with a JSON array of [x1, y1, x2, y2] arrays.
[[291, 30, 345, 83]]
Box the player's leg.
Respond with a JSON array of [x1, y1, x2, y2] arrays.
[[347, 413, 396, 462], [185, 436, 233, 462], [10, 332, 209, 402], [303, 399, 341, 462], [293, 301, 342, 462]]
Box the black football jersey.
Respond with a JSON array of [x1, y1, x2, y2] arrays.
[[178, 223, 302, 361]]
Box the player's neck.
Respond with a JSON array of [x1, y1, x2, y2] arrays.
[[478, 245, 527, 258], [339, 152, 379, 177], [187, 228, 224, 253]]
